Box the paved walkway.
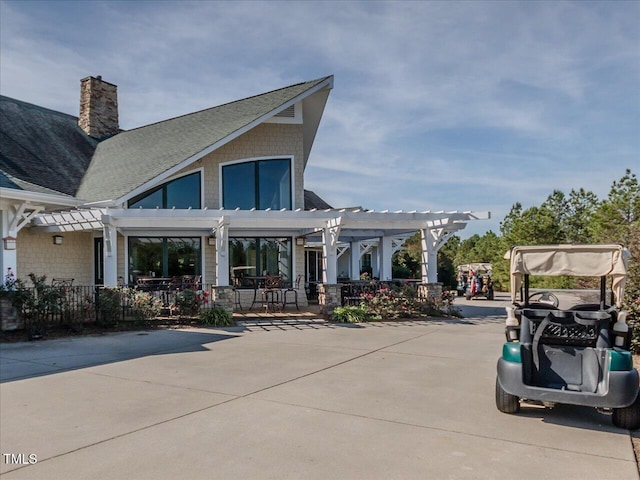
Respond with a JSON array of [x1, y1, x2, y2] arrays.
[[0, 295, 637, 479]]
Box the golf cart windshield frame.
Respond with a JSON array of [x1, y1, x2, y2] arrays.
[[506, 244, 630, 307]]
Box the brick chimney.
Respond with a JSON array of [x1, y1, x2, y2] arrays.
[[79, 76, 119, 138]]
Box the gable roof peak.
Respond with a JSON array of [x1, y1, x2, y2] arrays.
[[77, 75, 333, 204]]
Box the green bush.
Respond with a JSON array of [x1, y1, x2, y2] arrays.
[[198, 307, 233, 327], [97, 287, 123, 327], [127, 289, 163, 322], [331, 305, 371, 323], [174, 289, 210, 316]]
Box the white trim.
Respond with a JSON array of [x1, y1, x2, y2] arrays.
[[0, 187, 81, 208], [219, 156, 296, 210], [115, 77, 334, 207]]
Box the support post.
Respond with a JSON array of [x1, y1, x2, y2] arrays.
[[215, 218, 230, 286], [350, 241, 360, 280], [103, 216, 118, 287], [378, 236, 393, 281], [321, 218, 341, 284]]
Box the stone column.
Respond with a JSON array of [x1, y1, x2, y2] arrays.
[[318, 283, 341, 319], [417, 283, 443, 303], [211, 286, 234, 314]]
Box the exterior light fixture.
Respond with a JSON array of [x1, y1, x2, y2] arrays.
[[296, 237, 305, 246], [207, 236, 216, 246], [52, 235, 64, 245], [3, 236, 16, 250]]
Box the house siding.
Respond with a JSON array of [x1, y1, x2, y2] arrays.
[[172, 123, 304, 209], [17, 230, 94, 285]]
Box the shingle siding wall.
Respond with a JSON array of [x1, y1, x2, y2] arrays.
[[173, 123, 305, 209], [17, 230, 94, 284]]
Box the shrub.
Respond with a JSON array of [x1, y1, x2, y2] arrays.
[[96, 287, 123, 327], [198, 307, 233, 327], [127, 289, 163, 322], [174, 289, 210, 316], [331, 305, 371, 323]]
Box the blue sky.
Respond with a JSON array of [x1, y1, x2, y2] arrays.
[[1, 0, 638, 237]]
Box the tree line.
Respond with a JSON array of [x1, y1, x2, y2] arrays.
[[393, 168, 639, 302]]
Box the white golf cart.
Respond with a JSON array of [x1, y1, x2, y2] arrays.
[[496, 244, 639, 429]]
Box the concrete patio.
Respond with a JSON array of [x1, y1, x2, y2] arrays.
[[0, 295, 637, 479]]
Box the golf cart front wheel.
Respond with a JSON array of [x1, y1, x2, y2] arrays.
[[612, 393, 640, 430], [496, 377, 520, 414]]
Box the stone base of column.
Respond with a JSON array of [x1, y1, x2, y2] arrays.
[[210, 286, 234, 314], [1, 298, 22, 331], [318, 283, 341, 319], [417, 283, 443, 303]]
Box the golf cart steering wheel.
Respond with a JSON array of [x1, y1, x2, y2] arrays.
[[527, 291, 559, 308]]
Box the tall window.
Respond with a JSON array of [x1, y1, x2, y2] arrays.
[[222, 159, 291, 210], [128, 172, 201, 209], [229, 237, 291, 285], [128, 237, 201, 284]]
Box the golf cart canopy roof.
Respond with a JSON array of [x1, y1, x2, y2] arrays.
[[458, 263, 492, 275], [505, 244, 630, 306]]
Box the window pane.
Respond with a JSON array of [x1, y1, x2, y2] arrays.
[[128, 172, 201, 209], [129, 237, 201, 284], [229, 237, 291, 285], [230, 239, 257, 287], [258, 160, 290, 210], [129, 188, 163, 209], [223, 163, 255, 209], [167, 238, 201, 277], [260, 238, 291, 280], [129, 237, 163, 283], [166, 174, 201, 209]]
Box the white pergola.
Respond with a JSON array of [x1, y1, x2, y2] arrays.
[[0, 187, 82, 279], [32, 207, 490, 286]]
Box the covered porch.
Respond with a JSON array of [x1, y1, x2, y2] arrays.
[[30, 207, 489, 313]]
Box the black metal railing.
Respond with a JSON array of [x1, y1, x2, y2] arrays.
[[2, 283, 224, 335]]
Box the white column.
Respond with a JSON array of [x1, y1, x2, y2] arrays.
[[420, 228, 439, 284], [1, 209, 17, 279], [215, 219, 230, 286], [322, 227, 338, 284], [378, 236, 393, 281], [350, 241, 360, 280], [103, 217, 118, 287]]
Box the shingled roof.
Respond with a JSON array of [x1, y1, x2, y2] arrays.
[[77, 76, 333, 204], [0, 96, 98, 196]]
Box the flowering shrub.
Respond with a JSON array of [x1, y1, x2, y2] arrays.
[[359, 285, 432, 320], [126, 289, 163, 322], [174, 289, 209, 316], [97, 287, 123, 327], [432, 290, 460, 317], [0, 268, 30, 308]]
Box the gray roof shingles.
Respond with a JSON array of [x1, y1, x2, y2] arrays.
[[77, 76, 332, 203], [0, 96, 98, 196]]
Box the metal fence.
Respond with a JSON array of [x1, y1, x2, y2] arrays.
[[340, 280, 421, 306], [3, 283, 221, 334]]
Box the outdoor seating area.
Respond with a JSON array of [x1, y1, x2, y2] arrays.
[[135, 275, 201, 292]]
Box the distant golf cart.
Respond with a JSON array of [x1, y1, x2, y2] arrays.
[[496, 244, 639, 430], [457, 263, 494, 300]]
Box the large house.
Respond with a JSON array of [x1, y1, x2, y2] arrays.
[[0, 75, 488, 311]]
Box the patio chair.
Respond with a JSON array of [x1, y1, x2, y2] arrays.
[[282, 274, 303, 310]]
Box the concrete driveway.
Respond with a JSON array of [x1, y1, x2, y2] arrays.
[[1, 295, 637, 480]]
